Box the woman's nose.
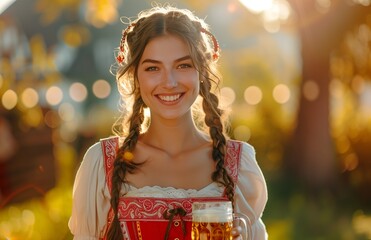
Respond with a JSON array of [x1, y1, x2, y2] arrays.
[[163, 70, 178, 88]]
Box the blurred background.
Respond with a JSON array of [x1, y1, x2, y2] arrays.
[[0, 0, 371, 239]]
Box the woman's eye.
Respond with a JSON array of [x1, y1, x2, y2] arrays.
[[145, 66, 158, 71], [178, 63, 192, 69]]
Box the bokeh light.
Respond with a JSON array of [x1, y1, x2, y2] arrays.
[[21, 87, 39, 108], [2, 89, 17, 110], [273, 84, 290, 104], [45, 86, 63, 106], [44, 109, 60, 128], [69, 82, 88, 102], [22, 210, 35, 226], [244, 86, 263, 105], [92, 79, 111, 99], [303, 80, 319, 101], [58, 103, 75, 122], [262, 0, 291, 32], [239, 0, 273, 13], [343, 153, 359, 171], [233, 125, 251, 141], [262, 0, 290, 21], [220, 87, 236, 108]]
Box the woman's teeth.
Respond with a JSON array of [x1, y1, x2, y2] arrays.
[[158, 94, 181, 102]]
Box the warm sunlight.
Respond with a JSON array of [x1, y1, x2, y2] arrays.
[[239, 0, 273, 13]]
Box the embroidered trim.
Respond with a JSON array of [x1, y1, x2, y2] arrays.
[[225, 140, 243, 185], [100, 136, 120, 193], [136, 221, 143, 240], [117, 197, 227, 221], [100, 137, 123, 240]]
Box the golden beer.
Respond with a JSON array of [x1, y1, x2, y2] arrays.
[[191, 221, 233, 240], [191, 202, 233, 240]]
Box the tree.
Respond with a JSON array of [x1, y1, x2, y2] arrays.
[[285, 0, 371, 188]]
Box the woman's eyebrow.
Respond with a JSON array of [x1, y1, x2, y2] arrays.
[[174, 55, 192, 62], [141, 55, 192, 65], [141, 59, 161, 65]]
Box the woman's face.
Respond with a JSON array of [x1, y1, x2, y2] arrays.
[[137, 34, 200, 121]]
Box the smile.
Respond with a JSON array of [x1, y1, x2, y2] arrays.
[[157, 94, 182, 102]]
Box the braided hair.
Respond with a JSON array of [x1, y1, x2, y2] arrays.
[[107, 6, 234, 239]]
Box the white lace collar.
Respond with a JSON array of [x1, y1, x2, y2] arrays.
[[123, 182, 223, 198]]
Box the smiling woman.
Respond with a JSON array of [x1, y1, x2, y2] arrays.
[[69, 5, 268, 240], [137, 35, 200, 121]]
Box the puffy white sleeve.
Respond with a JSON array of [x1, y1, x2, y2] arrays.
[[234, 142, 268, 240], [68, 142, 111, 240]]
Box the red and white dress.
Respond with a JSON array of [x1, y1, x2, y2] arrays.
[[69, 137, 268, 240]]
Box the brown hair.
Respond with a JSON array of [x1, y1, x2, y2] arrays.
[[107, 6, 234, 239]]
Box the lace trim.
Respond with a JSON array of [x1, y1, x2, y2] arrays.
[[123, 183, 223, 198]]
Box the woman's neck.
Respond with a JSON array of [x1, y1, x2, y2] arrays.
[[139, 116, 210, 156]]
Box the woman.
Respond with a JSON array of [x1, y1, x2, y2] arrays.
[[69, 5, 268, 240]]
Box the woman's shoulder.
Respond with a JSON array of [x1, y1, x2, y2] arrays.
[[77, 141, 105, 174], [83, 141, 103, 158], [84, 136, 122, 156]]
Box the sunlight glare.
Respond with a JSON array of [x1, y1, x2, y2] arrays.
[[239, 0, 273, 13]]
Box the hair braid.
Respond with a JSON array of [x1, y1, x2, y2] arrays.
[[200, 77, 235, 207], [106, 97, 145, 239]]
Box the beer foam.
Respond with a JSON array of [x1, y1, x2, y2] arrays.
[[192, 207, 233, 223]]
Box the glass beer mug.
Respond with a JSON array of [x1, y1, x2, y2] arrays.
[[191, 201, 252, 240]]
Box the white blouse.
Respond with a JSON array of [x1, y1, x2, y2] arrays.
[[68, 140, 268, 240]]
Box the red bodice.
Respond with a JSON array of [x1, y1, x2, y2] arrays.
[[100, 137, 242, 240]]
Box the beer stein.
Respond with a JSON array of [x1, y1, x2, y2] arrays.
[[191, 201, 252, 240]]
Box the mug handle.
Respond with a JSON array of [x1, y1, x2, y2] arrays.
[[233, 212, 252, 240]]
